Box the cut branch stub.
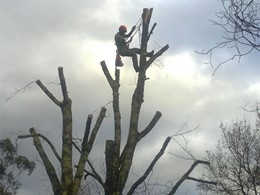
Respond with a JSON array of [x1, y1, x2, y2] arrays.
[[85, 114, 93, 142], [140, 8, 153, 59], [58, 67, 69, 100], [100, 60, 120, 90], [147, 22, 157, 42]]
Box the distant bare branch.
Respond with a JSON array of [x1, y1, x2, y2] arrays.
[[186, 176, 217, 185], [6, 81, 36, 102], [197, 0, 260, 74]]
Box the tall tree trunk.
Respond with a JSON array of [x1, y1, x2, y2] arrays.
[[102, 8, 169, 195]]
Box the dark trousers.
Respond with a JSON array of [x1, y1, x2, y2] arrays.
[[119, 48, 141, 72]]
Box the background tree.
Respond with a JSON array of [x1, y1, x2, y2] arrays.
[[198, 110, 260, 194], [198, 0, 260, 73], [0, 138, 35, 195]]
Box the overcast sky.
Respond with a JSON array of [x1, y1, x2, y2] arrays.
[[1, 0, 260, 195]]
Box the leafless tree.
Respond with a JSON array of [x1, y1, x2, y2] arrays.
[[198, 111, 260, 194], [16, 8, 216, 195], [198, 0, 260, 74]]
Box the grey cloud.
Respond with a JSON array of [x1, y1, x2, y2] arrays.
[[1, 0, 260, 195]]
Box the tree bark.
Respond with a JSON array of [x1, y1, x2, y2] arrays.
[[19, 67, 106, 195], [29, 128, 61, 195], [101, 8, 169, 195]]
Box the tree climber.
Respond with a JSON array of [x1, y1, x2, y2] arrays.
[[115, 25, 154, 72]]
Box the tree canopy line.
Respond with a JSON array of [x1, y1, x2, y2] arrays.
[[1, 2, 260, 195]]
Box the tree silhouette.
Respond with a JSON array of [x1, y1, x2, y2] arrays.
[[198, 0, 260, 74], [198, 112, 260, 194]]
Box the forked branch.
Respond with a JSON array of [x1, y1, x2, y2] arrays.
[[18, 131, 61, 163], [168, 160, 215, 194]]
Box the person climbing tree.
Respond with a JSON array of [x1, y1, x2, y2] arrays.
[[115, 25, 154, 72]]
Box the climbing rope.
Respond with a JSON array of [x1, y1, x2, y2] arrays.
[[126, 17, 142, 44]]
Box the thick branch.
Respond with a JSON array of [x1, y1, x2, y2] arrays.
[[28, 128, 61, 194], [115, 68, 120, 84], [147, 22, 157, 42], [147, 44, 169, 66], [75, 162, 105, 189], [100, 61, 116, 88], [85, 114, 93, 142], [72, 143, 105, 188], [73, 115, 93, 193], [127, 137, 171, 195], [168, 160, 211, 195], [138, 111, 162, 141], [88, 107, 106, 147], [74, 108, 106, 192], [100, 61, 121, 152], [36, 80, 61, 106], [72, 109, 106, 192], [18, 133, 61, 163]]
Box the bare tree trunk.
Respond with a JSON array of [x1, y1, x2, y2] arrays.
[[59, 68, 73, 195], [18, 67, 106, 195], [37, 67, 73, 195], [101, 8, 169, 195]]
